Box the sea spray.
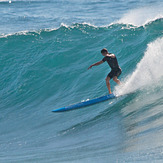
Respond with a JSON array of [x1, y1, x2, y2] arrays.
[[114, 37, 163, 96], [117, 5, 163, 26]]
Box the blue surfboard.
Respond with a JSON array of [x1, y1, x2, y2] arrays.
[[52, 93, 116, 112]]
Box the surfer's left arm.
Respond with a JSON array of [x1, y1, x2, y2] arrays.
[[88, 60, 103, 69]]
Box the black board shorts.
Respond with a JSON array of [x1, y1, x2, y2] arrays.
[[107, 68, 122, 79]]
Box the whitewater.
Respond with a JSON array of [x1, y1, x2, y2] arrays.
[[0, 0, 163, 162]]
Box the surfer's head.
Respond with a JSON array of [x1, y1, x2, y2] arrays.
[[101, 48, 108, 56]]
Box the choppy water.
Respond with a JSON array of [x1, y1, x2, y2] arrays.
[[0, 0, 163, 162]]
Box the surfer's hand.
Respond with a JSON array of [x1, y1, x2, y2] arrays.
[[88, 65, 93, 70]]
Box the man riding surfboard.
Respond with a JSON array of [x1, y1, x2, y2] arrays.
[[88, 48, 122, 94]]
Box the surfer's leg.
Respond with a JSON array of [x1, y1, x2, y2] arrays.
[[113, 76, 121, 85], [105, 76, 112, 94], [113, 68, 121, 85]]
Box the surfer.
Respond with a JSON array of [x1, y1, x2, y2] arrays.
[[88, 48, 122, 94]]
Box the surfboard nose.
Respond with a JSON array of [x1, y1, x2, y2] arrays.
[[52, 107, 66, 112]]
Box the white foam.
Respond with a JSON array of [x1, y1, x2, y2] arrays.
[[117, 5, 163, 27], [114, 37, 163, 96]]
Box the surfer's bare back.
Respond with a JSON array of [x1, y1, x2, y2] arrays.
[[88, 48, 122, 94]]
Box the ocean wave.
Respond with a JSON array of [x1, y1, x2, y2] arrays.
[[0, 18, 162, 38], [0, 16, 162, 110]]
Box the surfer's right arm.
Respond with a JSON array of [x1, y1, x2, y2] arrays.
[[88, 60, 104, 69]]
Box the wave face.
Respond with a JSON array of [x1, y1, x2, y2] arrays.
[[0, 15, 163, 163]]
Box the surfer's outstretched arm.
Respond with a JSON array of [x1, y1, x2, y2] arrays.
[[88, 60, 103, 69]]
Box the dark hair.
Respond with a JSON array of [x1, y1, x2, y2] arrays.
[[101, 48, 108, 54]]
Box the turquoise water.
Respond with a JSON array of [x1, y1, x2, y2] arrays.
[[0, 0, 163, 162]]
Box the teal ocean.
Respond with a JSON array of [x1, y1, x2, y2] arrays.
[[0, 0, 163, 162]]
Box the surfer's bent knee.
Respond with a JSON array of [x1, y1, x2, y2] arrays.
[[113, 76, 118, 82]]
